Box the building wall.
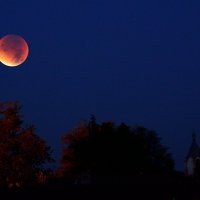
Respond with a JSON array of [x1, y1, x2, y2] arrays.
[[186, 157, 194, 176]]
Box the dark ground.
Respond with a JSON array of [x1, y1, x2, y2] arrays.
[[1, 172, 200, 200]]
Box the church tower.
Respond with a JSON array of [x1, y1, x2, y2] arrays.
[[185, 132, 200, 176]]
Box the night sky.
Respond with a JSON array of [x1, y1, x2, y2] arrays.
[[1, 0, 200, 171]]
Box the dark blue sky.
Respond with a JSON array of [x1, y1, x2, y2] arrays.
[[1, 0, 200, 170]]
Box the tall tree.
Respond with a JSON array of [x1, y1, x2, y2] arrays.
[[59, 117, 174, 182], [0, 102, 53, 187]]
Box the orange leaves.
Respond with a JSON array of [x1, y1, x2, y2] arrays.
[[0, 101, 53, 186], [62, 121, 89, 145]]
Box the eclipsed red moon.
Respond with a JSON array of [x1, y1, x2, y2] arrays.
[[0, 34, 29, 67]]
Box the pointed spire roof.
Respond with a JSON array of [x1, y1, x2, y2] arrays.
[[192, 131, 196, 142], [186, 131, 200, 159]]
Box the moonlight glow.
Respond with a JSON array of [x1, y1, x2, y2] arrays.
[[0, 34, 29, 67]]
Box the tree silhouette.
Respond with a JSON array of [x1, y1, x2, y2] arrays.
[[59, 117, 174, 183], [0, 102, 53, 187]]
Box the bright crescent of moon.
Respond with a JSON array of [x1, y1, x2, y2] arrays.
[[0, 34, 29, 67]]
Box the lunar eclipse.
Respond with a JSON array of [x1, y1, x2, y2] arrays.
[[0, 34, 29, 67]]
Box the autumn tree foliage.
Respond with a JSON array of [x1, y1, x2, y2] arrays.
[[0, 102, 53, 187], [59, 117, 174, 182]]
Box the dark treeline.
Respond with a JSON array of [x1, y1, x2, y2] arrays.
[[58, 115, 174, 183], [0, 102, 199, 199]]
